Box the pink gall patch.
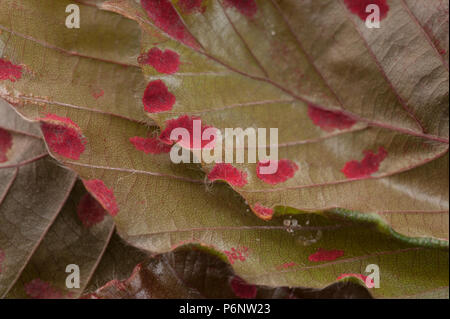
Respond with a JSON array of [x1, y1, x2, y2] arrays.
[[337, 273, 375, 288], [343, 0, 389, 21], [179, 0, 205, 14], [143, 80, 176, 113], [230, 276, 257, 299], [308, 248, 344, 262], [0, 128, 13, 163], [0, 58, 22, 82], [91, 88, 104, 100], [223, 0, 258, 18], [24, 279, 64, 299], [82, 179, 119, 216], [0, 249, 5, 273], [256, 159, 298, 185], [39, 114, 86, 160], [341, 146, 387, 179], [140, 0, 199, 48], [307, 104, 356, 132], [130, 136, 172, 154], [139, 47, 180, 74], [207, 163, 248, 187], [224, 246, 249, 265], [77, 193, 107, 227], [252, 203, 274, 220], [159, 115, 217, 149]]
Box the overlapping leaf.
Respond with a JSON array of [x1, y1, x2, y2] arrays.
[[0, 0, 448, 298]]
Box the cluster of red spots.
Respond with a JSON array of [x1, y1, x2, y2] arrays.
[[252, 203, 274, 220], [39, 114, 86, 160], [130, 136, 172, 154], [307, 104, 357, 132], [0, 249, 5, 273], [91, 88, 104, 100], [82, 179, 119, 216], [0, 128, 12, 163], [140, 0, 199, 48], [178, 0, 205, 14], [256, 159, 298, 185], [139, 47, 180, 74], [0, 58, 22, 82], [24, 279, 65, 299], [77, 193, 108, 227], [337, 273, 375, 288], [343, 0, 389, 21], [308, 248, 344, 262], [275, 262, 297, 271], [143, 80, 176, 113], [230, 276, 257, 299], [223, 0, 258, 19], [224, 246, 249, 265], [207, 163, 248, 187], [341, 146, 387, 179], [159, 115, 217, 149]]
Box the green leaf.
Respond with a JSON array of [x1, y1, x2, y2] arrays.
[[85, 246, 373, 299]]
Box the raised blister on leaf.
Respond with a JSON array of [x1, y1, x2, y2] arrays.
[[77, 193, 108, 227], [341, 147, 388, 178], [130, 136, 172, 154], [139, 47, 180, 74], [308, 248, 345, 262], [230, 275, 257, 299], [82, 179, 119, 216], [308, 104, 357, 132], [0, 58, 22, 82], [252, 203, 274, 220], [143, 80, 176, 113], [0, 127, 12, 163]]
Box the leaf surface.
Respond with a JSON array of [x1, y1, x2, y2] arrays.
[[0, 0, 448, 298]]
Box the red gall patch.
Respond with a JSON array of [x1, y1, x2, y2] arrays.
[[130, 136, 172, 154], [39, 114, 86, 160], [341, 146, 387, 179], [159, 115, 217, 149], [223, 0, 258, 18], [252, 203, 274, 220], [140, 0, 200, 48], [139, 47, 180, 74], [307, 104, 356, 132], [308, 248, 344, 262], [276, 262, 297, 271], [0, 58, 22, 82], [24, 279, 65, 299], [91, 88, 104, 100], [256, 159, 298, 185], [143, 80, 176, 113], [0, 249, 5, 273], [82, 179, 119, 216], [230, 276, 257, 299], [337, 273, 375, 288], [207, 163, 248, 187], [178, 0, 205, 14], [224, 246, 249, 265], [0, 128, 13, 163], [77, 193, 108, 227], [343, 0, 389, 21]]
